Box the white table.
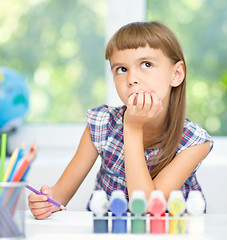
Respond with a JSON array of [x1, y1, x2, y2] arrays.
[[25, 211, 227, 240]]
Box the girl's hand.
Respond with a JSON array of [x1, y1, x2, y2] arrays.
[[124, 91, 163, 128], [28, 185, 55, 220]]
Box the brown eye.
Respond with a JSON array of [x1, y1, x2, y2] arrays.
[[117, 67, 127, 74], [141, 62, 152, 69]]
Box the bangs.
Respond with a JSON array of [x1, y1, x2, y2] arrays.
[[105, 22, 163, 60]]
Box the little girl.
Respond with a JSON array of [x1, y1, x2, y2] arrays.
[[28, 21, 213, 219]]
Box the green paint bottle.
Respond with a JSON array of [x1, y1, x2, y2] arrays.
[[129, 190, 147, 233]]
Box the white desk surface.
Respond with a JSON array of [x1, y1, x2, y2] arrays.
[[25, 211, 227, 240]]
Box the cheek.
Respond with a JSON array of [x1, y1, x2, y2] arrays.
[[148, 82, 171, 101], [115, 82, 127, 102], [159, 87, 172, 101]]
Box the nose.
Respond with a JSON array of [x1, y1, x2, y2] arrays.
[[127, 71, 139, 87]]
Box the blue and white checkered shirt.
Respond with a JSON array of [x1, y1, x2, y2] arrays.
[[86, 105, 213, 212]]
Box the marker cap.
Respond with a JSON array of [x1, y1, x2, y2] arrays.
[[148, 190, 166, 216], [186, 191, 205, 216], [90, 190, 109, 217], [129, 190, 147, 216], [167, 190, 185, 216], [109, 190, 127, 216]]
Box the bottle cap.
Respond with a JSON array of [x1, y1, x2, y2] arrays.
[[167, 190, 185, 216], [129, 190, 147, 216], [148, 190, 166, 216], [186, 191, 205, 215], [109, 190, 127, 216], [90, 190, 109, 217]]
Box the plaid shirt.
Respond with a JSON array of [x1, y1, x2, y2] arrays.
[[86, 105, 213, 211]]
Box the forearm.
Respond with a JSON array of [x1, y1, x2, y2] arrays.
[[51, 174, 77, 208], [51, 125, 98, 208], [124, 124, 155, 200], [51, 153, 97, 207]]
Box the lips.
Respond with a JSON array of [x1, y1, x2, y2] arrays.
[[128, 91, 146, 98]]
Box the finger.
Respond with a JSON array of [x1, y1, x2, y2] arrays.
[[31, 205, 52, 216], [28, 192, 48, 203], [28, 200, 52, 210], [136, 92, 144, 110], [127, 93, 137, 110], [40, 185, 51, 197], [144, 92, 152, 111], [34, 209, 52, 220], [149, 92, 161, 117]]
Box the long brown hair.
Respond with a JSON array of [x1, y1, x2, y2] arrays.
[[105, 21, 186, 179]]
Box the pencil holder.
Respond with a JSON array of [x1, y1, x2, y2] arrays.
[[0, 182, 26, 239]]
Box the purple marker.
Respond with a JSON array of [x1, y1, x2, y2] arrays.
[[25, 184, 66, 210]]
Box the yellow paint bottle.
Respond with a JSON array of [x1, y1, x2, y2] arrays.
[[167, 191, 185, 234]]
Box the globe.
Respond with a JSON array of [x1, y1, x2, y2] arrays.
[[0, 67, 29, 132]]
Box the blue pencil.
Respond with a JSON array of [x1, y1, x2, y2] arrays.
[[7, 148, 24, 182]]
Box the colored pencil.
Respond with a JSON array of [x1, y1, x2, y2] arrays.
[[0, 133, 7, 182], [2, 207, 22, 236], [12, 152, 35, 182], [2, 148, 19, 182], [20, 146, 38, 181], [7, 146, 24, 182], [2, 146, 37, 210], [0, 141, 37, 238], [25, 184, 66, 210], [0, 205, 22, 237]]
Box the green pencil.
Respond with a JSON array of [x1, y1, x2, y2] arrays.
[[0, 133, 7, 182]]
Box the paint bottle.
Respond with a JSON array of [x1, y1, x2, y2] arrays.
[[167, 190, 185, 234], [109, 190, 127, 233], [186, 191, 205, 234], [129, 190, 147, 233], [90, 190, 109, 233], [148, 190, 167, 233]]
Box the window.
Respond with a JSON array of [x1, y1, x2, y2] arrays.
[[1, 0, 226, 136], [2, 0, 147, 152], [147, 0, 227, 136], [0, 0, 106, 123]]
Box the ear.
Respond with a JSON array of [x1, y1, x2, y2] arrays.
[[170, 60, 185, 87]]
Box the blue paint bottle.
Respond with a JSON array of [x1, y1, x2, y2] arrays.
[[90, 190, 109, 233], [109, 190, 128, 233]]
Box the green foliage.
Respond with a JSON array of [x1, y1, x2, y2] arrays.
[[0, 0, 106, 123], [147, 0, 227, 135]]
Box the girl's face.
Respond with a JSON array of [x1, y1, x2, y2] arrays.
[[110, 45, 181, 107]]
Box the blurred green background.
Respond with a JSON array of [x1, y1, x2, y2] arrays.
[[0, 0, 106, 123], [0, 0, 226, 135], [147, 0, 227, 136]]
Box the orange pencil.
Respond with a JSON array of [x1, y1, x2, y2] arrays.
[[12, 152, 35, 182], [29, 142, 35, 153]]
